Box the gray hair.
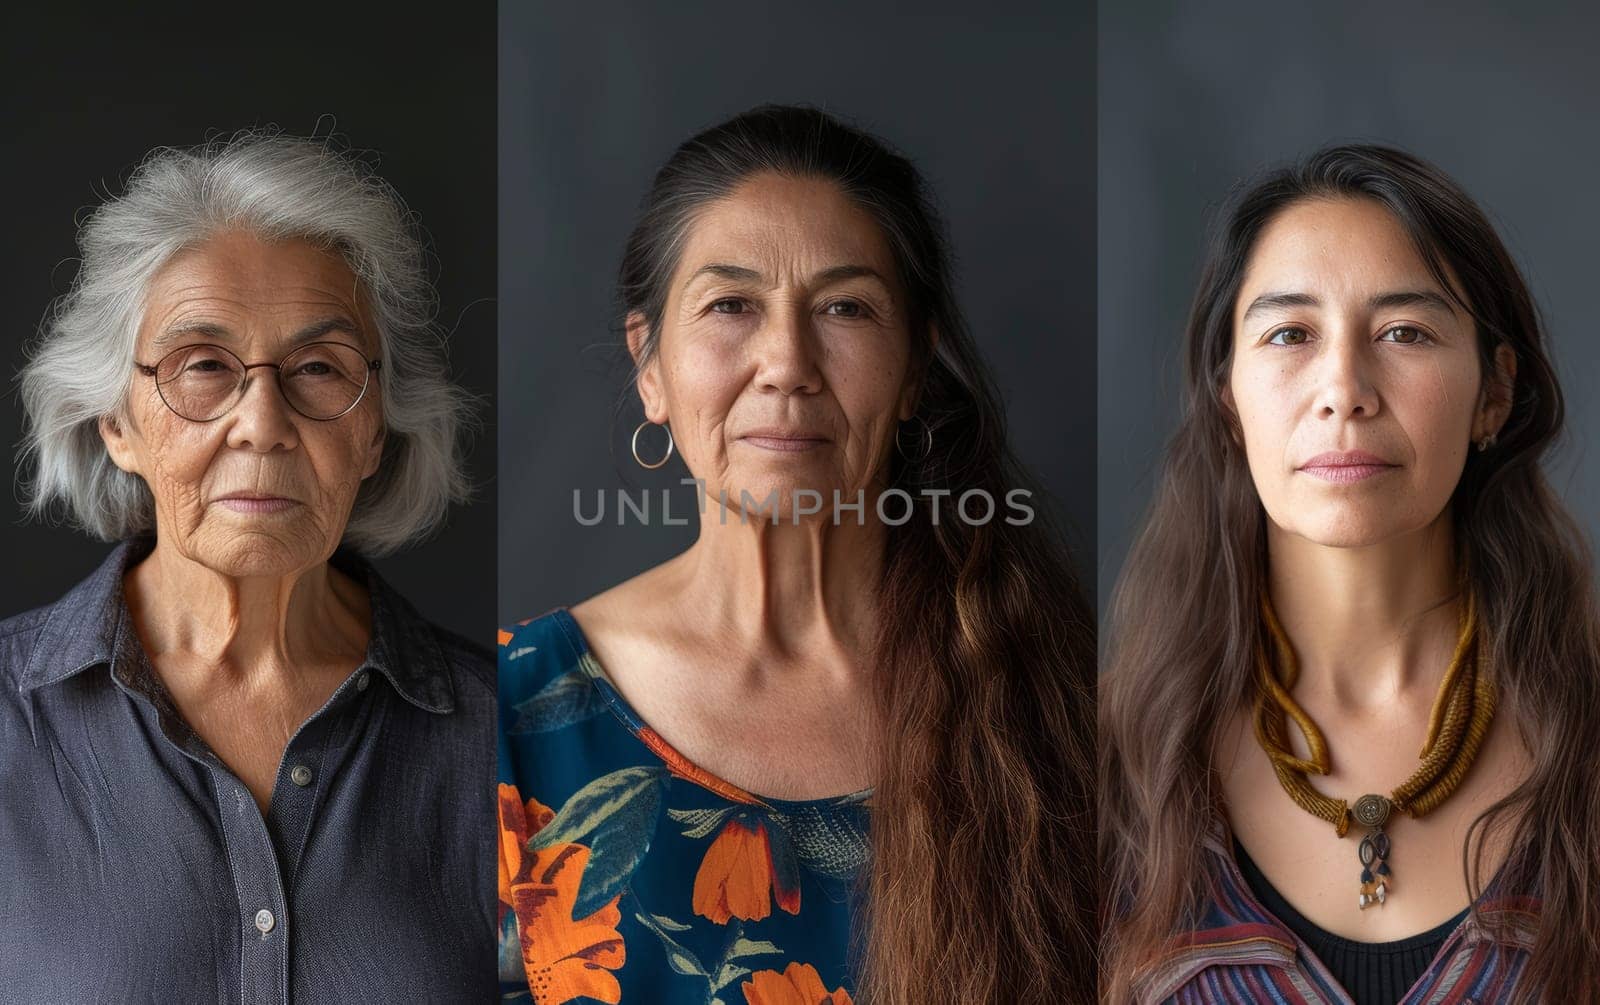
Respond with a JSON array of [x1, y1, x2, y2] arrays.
[[17, 131, 475, 556]]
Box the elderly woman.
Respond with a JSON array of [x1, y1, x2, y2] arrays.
[[1100, 146, 1600, 1003], [1, 135, 494, 1000], [497, 105, 1097, 1004]]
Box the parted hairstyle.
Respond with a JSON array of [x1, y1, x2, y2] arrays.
[[17, 131, 474, 556], [616, 104, 1099, 1003], [1100, 144, 1600, 1003]]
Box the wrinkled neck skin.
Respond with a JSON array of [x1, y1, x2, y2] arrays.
[[677, 490, 888, 672], [1266, 513, 1462, 713], [125, 537, 371, 691]]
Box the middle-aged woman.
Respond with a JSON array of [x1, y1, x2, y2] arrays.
[[497, 105, 1097, 1003], [1100, 145, 1600, 1003], [0, 134, 495, 1001]]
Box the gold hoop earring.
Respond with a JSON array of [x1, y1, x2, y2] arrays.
[[632, 420, 674, 469]]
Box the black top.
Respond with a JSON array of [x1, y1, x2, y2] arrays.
[[0, 539, 496, 1003], [1233, 837, 1467, 1004]]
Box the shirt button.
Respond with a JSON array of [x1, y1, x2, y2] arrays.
[[289, 765, 314, 787], [254, 909, 276, 935], [356, 672, 371, 692]]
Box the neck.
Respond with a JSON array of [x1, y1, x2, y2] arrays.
[[677, 489, 888, 663], [1266, 514, 1462, 710], [125, 537, 370, 686]]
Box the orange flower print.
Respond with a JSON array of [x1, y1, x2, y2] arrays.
[[692, 816, 800, 924], [498, 783, 626, 1004], [741, 962, 853, 1005], [498, 784, 555, 906]]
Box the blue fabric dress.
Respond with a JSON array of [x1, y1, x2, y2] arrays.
[[497, 608, 870, 1004]]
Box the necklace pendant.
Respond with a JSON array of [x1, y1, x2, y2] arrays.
[[1354, 794, 1393, 910]]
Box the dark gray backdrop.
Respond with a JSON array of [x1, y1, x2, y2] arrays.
[[1, 5, 496, 641], [1099, 0, 1600, 610], [499, 1, 1097, 623]]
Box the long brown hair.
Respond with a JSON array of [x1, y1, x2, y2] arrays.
[[618, 105, 1098, 1002], [1099, 144, 1600, 1002]]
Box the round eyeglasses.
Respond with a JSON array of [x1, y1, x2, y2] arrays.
[[133, 341, 382, 422]]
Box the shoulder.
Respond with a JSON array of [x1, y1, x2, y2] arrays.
[[0, 603, 53, 647], [569, 553, 687, 633], [429, 622, 494, 696], [0, 604, 53, 689], [498, 609, 621, 754], [0, 547, 131, 688], [355, 556, 493, 704], [498, 610, 585, 682]]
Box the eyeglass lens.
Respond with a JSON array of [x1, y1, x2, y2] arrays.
[[153, 343, 373, 421]]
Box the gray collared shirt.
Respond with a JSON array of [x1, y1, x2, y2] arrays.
[[0, 540, 495, 1003]]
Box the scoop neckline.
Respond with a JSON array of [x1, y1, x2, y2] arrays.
[[547, 606, 876, 810], [1231, 835, 1469, 955]]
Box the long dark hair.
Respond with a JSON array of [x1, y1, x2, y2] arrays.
[[1099, 143, 1600, 1002], [618, 105, 1098, 1002]]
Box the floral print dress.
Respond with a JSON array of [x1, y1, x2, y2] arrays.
[[497, 609, 870, 1004]]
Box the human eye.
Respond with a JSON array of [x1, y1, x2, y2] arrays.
[[1377, 324, 1433, 345], [819, 298, 872, 320], [1265, 326, 1312, 347], [285, 346, 340, 378], [170, 345, 238, 378], [709, 297, 750, 315]]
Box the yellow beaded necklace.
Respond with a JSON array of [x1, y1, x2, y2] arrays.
[[1252, 588, 1496, 909]]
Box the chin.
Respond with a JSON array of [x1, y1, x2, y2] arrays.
[[1295, 527, 1393, 549], [194, 534, 330, 579], [722, 476, 850, 524], [1278, 507, 1433, 550]]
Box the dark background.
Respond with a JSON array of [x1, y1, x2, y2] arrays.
[[1099, 0, 1600, 609], [499, 1, 1098, 624], [1, 6, 496, 641]]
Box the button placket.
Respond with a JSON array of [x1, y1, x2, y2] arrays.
[[268, 718, 334, 887], [207, 771, 289, 1004]]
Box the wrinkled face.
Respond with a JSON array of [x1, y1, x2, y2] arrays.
[[1226, 197, 1513, 548], [102, 230, 385, 578], [633, 173, 920, 520]]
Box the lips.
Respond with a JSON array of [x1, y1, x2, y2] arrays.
[[1297, 451, 1399, 484], [738, 428, 831, 452], [213, 493, 301, 514]]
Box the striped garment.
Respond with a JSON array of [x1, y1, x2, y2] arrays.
[[1135, 819, 1540, 1004]]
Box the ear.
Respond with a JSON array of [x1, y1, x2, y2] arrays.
[[360, 426, 386, 480], [1218, 379, 1245, 448], [1475, 343, 1518, 441], [898, 323, 939, 421], [98, 412, 143, 475], [627, 311, 668, 424]]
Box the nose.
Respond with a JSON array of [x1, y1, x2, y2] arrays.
[[1314, 330, 1380, 420], [223, 370, 301, 452], [752, 303, 823, 396]]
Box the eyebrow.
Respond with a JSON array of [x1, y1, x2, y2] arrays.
[[1239, 289, 1458, 323], [681, 262, 891, 290], [154, 316, 364, 350]]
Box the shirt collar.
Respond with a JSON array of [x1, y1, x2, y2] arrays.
[[18, 538, 456, 715]]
